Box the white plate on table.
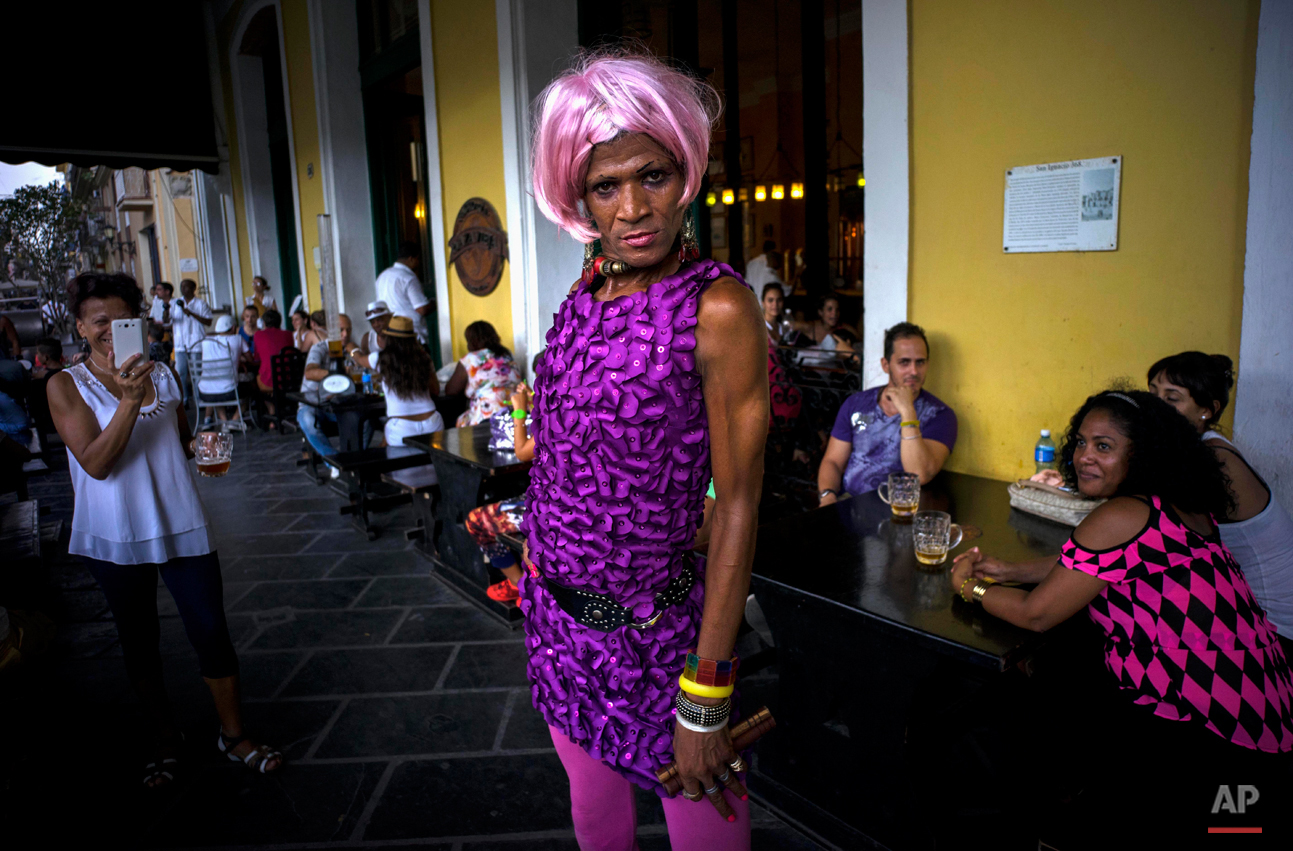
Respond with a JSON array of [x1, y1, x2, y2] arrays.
[[321, 374, 353, 395]]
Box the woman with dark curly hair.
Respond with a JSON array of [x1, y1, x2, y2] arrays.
[[951, 390, 1292, 839], [47, 273, 282, 788], [376, 315, 443, 448]]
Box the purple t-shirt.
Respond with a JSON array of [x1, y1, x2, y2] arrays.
[[830, 386, 958, 495]]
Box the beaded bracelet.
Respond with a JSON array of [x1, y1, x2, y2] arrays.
[[958, 576, 975, 603], [674, 713, 728, 734], [674, 690, 731, 728], [683, 652, 739, 688], [678, 673, 735, 699]]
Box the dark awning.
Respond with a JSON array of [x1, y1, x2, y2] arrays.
[[0, 3, 219, 174]]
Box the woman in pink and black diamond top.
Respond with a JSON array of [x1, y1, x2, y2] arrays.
[[951, 389, 1292, 840]]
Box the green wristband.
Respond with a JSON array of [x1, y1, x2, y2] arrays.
[[511, 408, 528, 421]]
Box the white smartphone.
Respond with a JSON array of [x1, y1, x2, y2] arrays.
[[111, 319, 148, 369]]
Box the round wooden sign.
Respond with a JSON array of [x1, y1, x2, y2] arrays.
[[447, 197, 509, 296]]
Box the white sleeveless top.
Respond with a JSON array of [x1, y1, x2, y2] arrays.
[[1205, 430, 1293, 638], [384, 384, 437, 418], [66, 363, 212, 564]]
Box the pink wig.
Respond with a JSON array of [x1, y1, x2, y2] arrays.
[[530, 50, 721, 243]]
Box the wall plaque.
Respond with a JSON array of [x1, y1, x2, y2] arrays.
[[447, 197, 508, 296], [1003, 156, 1121, 253]]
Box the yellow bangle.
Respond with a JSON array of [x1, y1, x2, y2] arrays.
[[958, 576, 975, 603], [678, 673, 735, 699], [900, 420, 920, 429]]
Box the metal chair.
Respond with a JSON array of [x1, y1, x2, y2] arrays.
[[189, 347, 248, 434]]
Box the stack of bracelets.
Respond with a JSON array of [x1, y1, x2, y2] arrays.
[[674, 651, 739, 733], [958, 575, 997, 603]]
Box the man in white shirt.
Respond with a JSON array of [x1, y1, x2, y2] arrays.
[[745, 241, 789, 296], [375, 242, 431, 344], [197, 314, 246, 426], [170, 278, 213, 412], [350, 301, 391, 370], [148, 282, 174, 326]]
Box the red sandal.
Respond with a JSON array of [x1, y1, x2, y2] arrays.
[[486, 579, 520, 602]]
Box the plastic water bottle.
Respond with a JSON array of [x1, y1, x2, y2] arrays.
[[361, 371, 373, 395], [1035, 429, 1057, 473]]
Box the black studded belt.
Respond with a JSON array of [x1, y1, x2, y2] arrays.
[[541, 557, 697, 632]]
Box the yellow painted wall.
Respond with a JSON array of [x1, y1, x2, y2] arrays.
[[909, 0, 1259, 482], [280, 0, 326, 311], [430, 0, 514, 360]]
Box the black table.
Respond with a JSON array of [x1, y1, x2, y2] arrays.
[[286, 390, 386, 453], [746, 471, 1076, 849], [404, 425, 531, 623]]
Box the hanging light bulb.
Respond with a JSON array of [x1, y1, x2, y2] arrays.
[[414, 202, 425, 220], [857, 173, 866, 187], [738, 187, 748, 203], [790, 182, 804, 199], [755, 185, 767, 202], [706, 190, 717, 207], [722, 188, 735, 205], [771, 184, 785, 200]]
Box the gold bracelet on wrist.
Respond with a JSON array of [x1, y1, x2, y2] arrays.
[[971, 578, 995, 603]]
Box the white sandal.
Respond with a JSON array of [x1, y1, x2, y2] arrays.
[[217, 729, 284, 774], [143, 732, 184, 788]]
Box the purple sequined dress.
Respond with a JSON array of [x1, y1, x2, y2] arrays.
[[519, 259, 742, 792]]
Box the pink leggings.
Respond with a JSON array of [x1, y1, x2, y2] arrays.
[[549, 726, 751, 851]]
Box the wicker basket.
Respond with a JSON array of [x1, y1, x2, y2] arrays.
[[1007, 479, 1104, 527]]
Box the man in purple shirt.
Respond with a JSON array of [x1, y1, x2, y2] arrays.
[[817, 322, 957, 503]]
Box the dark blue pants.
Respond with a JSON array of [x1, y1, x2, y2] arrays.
[[83, 551, 239, 681]]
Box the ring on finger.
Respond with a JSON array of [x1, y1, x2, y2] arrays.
[[728, 756, 747, 773], [703, 783, 721, 795], [682, 788, 703, 802], [718, 769, 732, 783], [119, 370, 130, 379]]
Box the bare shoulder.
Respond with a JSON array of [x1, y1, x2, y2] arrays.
[[47, 367, 76, 399], [697, 276, 761, 327], [1072, 496, 1152, 551]]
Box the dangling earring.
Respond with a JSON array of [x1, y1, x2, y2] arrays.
[[581, 239, 596, 285], [678, 206, 700, 263]]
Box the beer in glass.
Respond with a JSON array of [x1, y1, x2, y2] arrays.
[[196, 431, 233, 477], [877, 472, 921, 523], [913, 510, 964, 568]]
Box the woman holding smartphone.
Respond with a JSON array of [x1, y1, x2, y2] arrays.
[[46, 272, 282, 788]]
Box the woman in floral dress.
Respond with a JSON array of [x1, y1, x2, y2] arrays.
[[443, 320, 522, 426]]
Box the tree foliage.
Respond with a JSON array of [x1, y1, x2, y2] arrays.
[[0, 181, 83, 333]]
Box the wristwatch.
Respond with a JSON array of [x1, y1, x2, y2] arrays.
[[819, 488, 839, 499]]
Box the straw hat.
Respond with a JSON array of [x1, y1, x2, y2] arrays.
[[384, 315, 416, 338], [365, 300, 392, 320]]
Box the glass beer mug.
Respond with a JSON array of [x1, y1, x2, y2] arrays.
[[877, 472, 921, 523], [195, 431, 233, 478], [913, 510, 964, 568]]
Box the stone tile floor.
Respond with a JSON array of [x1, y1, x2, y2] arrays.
[[0, 430, 823, 849]]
